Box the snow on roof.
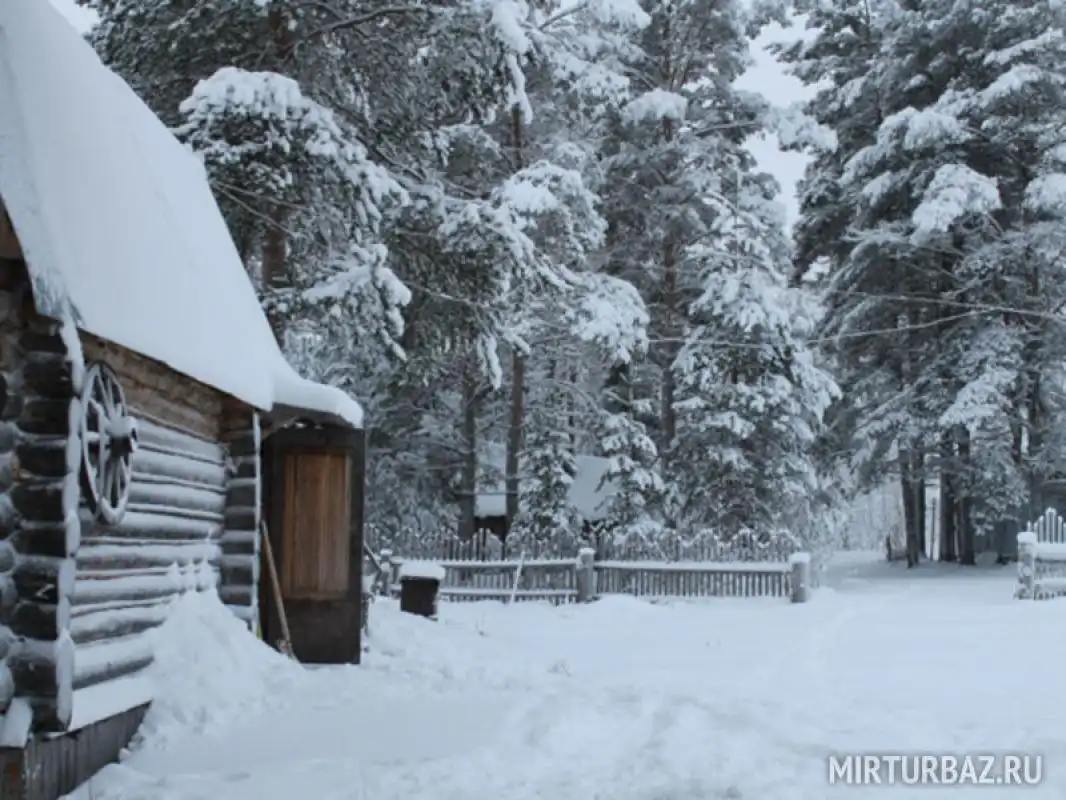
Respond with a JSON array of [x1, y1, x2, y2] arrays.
[[474, 454, 616, 520], [0, 0, 362, 429]]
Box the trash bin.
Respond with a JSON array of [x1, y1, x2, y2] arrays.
[[398, 562, 446, 618]]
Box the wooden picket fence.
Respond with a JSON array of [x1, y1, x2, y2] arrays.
[[367, 523, 800, 563], [1016, 509, 1066, 600], [377, 550, 812, 605], [595, 560, 796, 599]]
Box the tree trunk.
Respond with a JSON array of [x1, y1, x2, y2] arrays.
[[659, 116, 678, 455], [459, 363, 478, 539], [958, 427, 976, 564], [260, 9, 296, 348], [505, 105, 526, 531], [506, 352, 524, 529], [900, 446, 923, 568], [915, 449, 926, 562], [568, 365, 578, 454], [938, 433, 958, 562], [261, 213, 288, 345]]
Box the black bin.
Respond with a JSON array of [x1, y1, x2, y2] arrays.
[[400, 575, 440, 618]]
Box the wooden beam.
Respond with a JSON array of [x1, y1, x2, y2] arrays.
[[0, 204, 21, 260]]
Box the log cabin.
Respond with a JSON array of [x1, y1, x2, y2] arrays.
[[0, 3, 366, 797]]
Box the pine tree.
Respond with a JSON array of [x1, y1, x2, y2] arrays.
[[672, 162, 838, 534], [786, 0, 1066, 563]]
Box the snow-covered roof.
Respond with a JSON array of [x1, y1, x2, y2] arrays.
[[475, 454, 616, 521], [0, 0, 362, 428]]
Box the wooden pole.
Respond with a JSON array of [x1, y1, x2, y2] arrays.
[[508, 550, 527, 605], [260, 521, 295, 658]]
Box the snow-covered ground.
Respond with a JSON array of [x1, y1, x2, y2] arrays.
[[71, 553, 1064, 799]]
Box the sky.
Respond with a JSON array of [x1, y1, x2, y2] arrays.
[[50, 0, 95, 32], [735, 19, 817, 226], [47, 0, 812, 225]]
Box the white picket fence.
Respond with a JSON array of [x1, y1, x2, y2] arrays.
[[1015, 509, 1066, 600], [379, 548, 812, 605]]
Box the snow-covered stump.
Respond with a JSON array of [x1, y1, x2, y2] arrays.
[[1015, 531, 1037, 600], [575, 548, 596, 603], [398, 561, 444, 619], [789, 552, 811, 604]]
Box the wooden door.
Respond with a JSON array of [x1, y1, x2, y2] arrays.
[[279, 451, 351, 600]]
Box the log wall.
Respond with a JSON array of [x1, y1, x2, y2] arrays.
[[0, 267, 266, 744], [219, 408, 260, 629], [0, 260, 77, 733], [71, 337, 262, 710]]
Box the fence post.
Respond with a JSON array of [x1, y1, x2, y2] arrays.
[[380, 549, 396, 596], [789, 552, 811, 604], [1015, 532, 1037, 600], [575, 547, 596, 603]]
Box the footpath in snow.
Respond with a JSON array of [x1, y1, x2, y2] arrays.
[[70, 553, 1066, 799]]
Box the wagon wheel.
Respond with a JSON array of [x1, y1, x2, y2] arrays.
[[80, 362, 139, 524]]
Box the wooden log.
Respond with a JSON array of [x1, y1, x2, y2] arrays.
[[0, 628, 15, 660], [81, 510, 222, 542], [81, 333, 226, 441], [8, 596, 72, 640], [9, 634, 75, 731], [218, 584, 254, 606], [220, 555, 257, 588], [17, 398, 75, 436], [226, 433, 259, 459], [136, 418, 225, 462], [226, 483, 257, 510], [0, 381, 17, 422], [0, 495, 15, 540], [0, 206, 22, 260], [133, 448, 226, 486], [0, 573, 16, 613], [128, 479, 226, 515], [220, 528, 257, 546], [21, 355, 74, 400], [220, 528, 257, 556], [69, 601, 171, 645], [10, 477, 75, 523], [0, 421, 16, 453], [12, 556, 75, 605], [0, 451, 14, 491], [14, 518, 80, 558], [0, 260, 25, 292], [70, 569, 193, 605], [18, 329, 65, 357], [126, 504, 222, 524], [16, 438, 72, 479], [0, 540, 15, 572], [229, 457, 258, 481], [77, 540, 219, 571], [73, 636, 154, 690], [0, 663, 14, 714], [223, 506, 260, 528]]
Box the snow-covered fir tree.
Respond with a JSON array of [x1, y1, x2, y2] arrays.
[[672, 164, 838, 534], [593, 0, 834, 544], [785, 0, 1066, 564], [81, 0, 839, 554]]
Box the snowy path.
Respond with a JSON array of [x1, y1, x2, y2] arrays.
[[76, 555, 1066, 799]]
